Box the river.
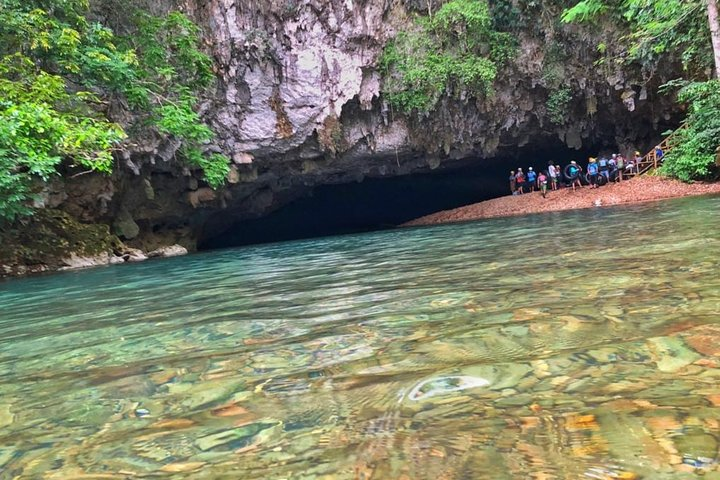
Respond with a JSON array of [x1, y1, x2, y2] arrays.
[[1, 195, 719, 479]]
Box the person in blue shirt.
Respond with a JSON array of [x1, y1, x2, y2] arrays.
[[566, 161, 583, 191], [655, 145, 664, 160], [587, 157, 599, 188], [598, 156, 609, 180], [526, 167, 537, 192]]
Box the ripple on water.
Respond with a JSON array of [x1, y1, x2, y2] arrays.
[[0, 195, 719, 478]]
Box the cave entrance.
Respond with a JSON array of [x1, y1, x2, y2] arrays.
[[197, 143, 596, 250]]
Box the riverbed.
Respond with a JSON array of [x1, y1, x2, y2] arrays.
[[1, 195, 719, 479]]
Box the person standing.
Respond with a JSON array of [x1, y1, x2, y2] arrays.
[[598, 156, 609, 181], [632, 150, 643, 173], [655, 145, 664, 160], [587, 157, 599, 188], [515, 168, 525, 194], [568, 161, 583, 191], [616, 154, 625, 181], [548, 161, 558, 191], [526, 167, 537, 192], [509, 170, 517, 195], [538, 171, 548, 198], [608, 154, 618, 182]]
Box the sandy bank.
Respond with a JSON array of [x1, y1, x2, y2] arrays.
[[404, 176, 720, 227]]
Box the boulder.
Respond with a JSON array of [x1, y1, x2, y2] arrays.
[[113, 209, 140, 240], [148, 245, 189, 258], [123, 248, 148, 263], [60, 252, 111, 270]]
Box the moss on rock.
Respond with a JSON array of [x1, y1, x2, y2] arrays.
[[0, 210, 120, 275]]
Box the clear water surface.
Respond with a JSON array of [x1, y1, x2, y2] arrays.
[[1, 195, 720, 479]]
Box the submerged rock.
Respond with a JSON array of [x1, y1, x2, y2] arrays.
[[647, 337, 701, 373], [407, 376, 490, 401]]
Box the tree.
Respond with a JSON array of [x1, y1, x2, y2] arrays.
[[708, 0, 720, 78]]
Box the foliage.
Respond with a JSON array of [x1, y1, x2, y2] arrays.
[[0, 54, 125, 219], [181, 148, 230, 189], [562, 0, 718, 181], [561, 0, 710, 73], [560, 0, 607, 23], [488, 0, 524, 32], [380, 0, 516, 114], [0, 0, 228, 222], [660, 80, 720, 181], [546, 87, 573, 125]]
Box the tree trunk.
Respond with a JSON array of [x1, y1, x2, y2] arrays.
[[708, 0, 720, 78]]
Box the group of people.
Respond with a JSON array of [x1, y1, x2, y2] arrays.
[[508, 148, 659, 198]]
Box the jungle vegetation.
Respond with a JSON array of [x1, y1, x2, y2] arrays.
[[0, 0, 229, 222]]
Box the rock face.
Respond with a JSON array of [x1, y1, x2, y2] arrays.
[[2, 0, 686, 274]]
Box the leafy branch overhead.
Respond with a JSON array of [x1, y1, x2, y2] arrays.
[[0, 0, 229, 222]]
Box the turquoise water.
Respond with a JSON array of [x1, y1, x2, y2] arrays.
[[1, 195, 720, 479]]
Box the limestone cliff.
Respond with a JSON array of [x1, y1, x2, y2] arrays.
[[0, 0, 683, 276]]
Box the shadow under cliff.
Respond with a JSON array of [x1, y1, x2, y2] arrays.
[[198, 142, 598, 250]]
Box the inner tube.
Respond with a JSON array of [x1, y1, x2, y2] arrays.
[[597, 173, 609, 186], [564, 164, 581, 179]]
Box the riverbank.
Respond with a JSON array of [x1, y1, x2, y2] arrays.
[[404, 176, 720, 227]]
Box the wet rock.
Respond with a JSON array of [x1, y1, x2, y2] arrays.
[[135, 408, 151, 418], [0, 404, 13, 427], [59, 252, 110, 270], [685, 327, 720, 356], [147, 245, 188, 258], [233, 152, 254, 165], [109, 255, 126, 265], [196, 422, 279, 451], [143, 178, 155, 200], [160, 462, 206, 473], [407, 376, 490, 401], [495, 393, 533, 408], [227, 166, 241, 184], [113, 208, 140, 240], [648, 337, 701, 373], [118, 247, 147, 263], [211, 404, 249, 417], [150, 418, 196, 430], [188, 188, 217, 208], [673, 428, 718, 462]]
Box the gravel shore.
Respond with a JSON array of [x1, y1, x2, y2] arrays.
[[404, 176, 720, 227]]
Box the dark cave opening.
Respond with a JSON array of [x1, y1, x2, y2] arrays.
[[197, 142, 602, 250]]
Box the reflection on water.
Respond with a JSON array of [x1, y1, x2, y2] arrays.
[[1, 195, 720, 479]]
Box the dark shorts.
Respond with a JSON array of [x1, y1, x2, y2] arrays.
[[589, 174, 598, 184]]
